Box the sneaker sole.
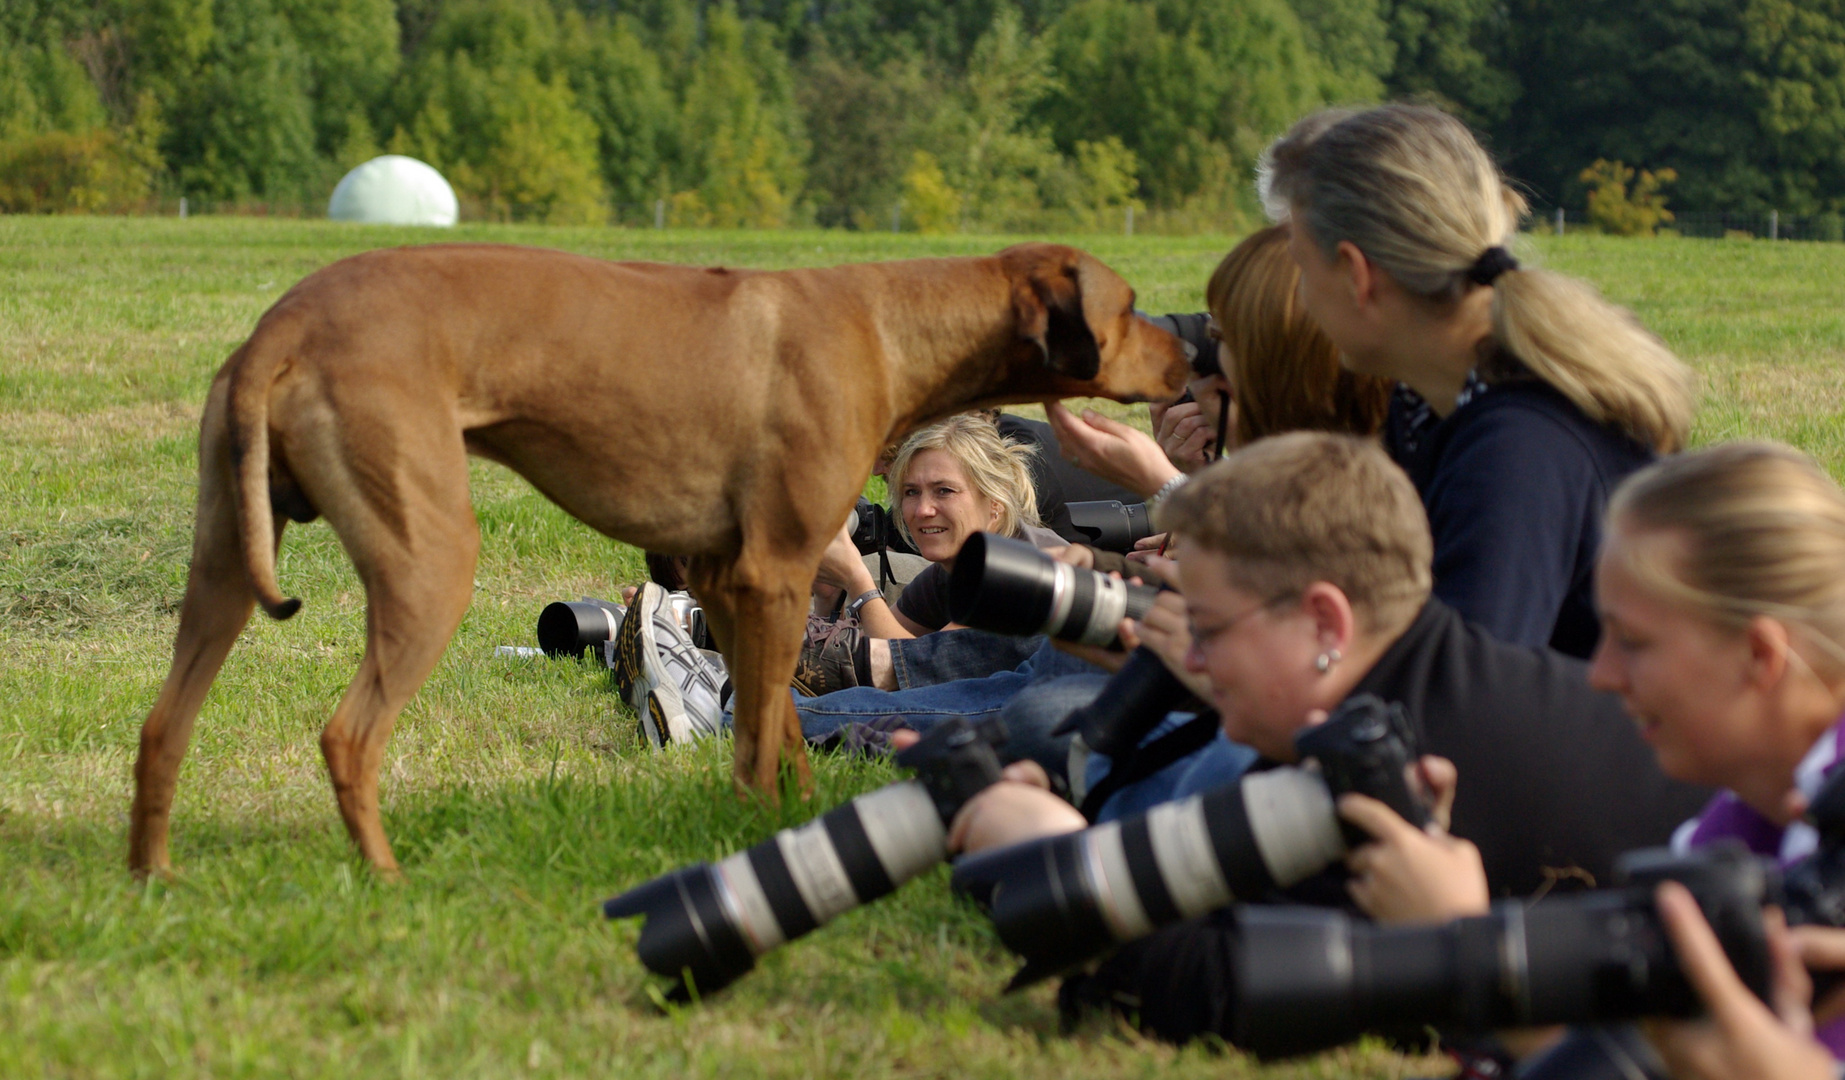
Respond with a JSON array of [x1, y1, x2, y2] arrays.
[[612, 587, 668, 707], [638, 695, 666, 750], [646, 688, 697, 746]]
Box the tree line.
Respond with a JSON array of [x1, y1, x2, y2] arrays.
[[1, 0, 1841, 227]]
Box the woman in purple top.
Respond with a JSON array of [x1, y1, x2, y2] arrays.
[[1337, 441, 1845, 1078]]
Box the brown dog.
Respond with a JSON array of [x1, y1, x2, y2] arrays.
[[129, 242, 1188, 876]]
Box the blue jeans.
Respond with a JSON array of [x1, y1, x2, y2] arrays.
[[789, 639, 1100, 778], [996, 678, 1258, 820], [887, 629, 1046, 689]]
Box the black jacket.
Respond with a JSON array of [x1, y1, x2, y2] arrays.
[[1060, 599, 1711, 1044], [1386, 380, 1654, 659]]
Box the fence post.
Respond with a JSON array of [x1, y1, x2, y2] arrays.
[[1554, 206, 1564, 236], [653, 199, 665, 229], [179, 196, 188, 219], [1124, 204, 1135, 236], [891, 203, 901, 233], [1770, 209, 1779, 241]]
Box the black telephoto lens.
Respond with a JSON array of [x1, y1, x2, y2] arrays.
[[536, 599, 624, 657], [953, 695, 1426, 987], [948, 532, 1159, 647], [1232, 843, 1775, 1060], [604, 717, 1008, 998], [1064, 500, 1154, 553]]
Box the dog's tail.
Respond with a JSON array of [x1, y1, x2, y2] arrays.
[[225, 326, 302, 621]]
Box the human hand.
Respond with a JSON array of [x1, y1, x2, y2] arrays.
[[1046, 544, 1097, 570], [1643, 884, 1833, 1080], [1155, 398, 1215, 474], [946, 778, 1086, 855], [1045, 401, 1183, 498], [1339, 788, 1489, 925], [1125, 533, 1168, 568], [1790, 925, 1845, 1024], [814, 522, 872, 592]]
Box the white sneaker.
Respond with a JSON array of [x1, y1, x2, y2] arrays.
[[609, 582, 725, 749]]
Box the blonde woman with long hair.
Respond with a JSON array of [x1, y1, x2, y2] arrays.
[[1259, 102, 1695, 657]]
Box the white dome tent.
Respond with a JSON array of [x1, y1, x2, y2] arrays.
[[327, 155, 458, 227]]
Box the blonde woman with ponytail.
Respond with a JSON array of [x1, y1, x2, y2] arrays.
[[1259, 103, 1695, 658]]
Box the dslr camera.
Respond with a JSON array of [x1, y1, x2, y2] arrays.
[[604, 716, 1008, 997], [844, 496, 917, 557], [952, 694, 1428, 986], [948, 532, 1160, 649]]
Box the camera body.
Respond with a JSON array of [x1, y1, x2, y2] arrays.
[[1234, 843, 1776, 1059], [604, 716, 1007, 997], [951, 694, 1428, 985], [844, 496, 918, 557]]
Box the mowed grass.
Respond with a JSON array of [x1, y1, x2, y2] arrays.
[[2, 217, 1841, 1079]]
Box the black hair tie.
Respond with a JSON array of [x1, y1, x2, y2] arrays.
[[1467, 245, 1520, 286]]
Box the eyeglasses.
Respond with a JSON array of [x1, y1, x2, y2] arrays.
[[1187, 593, 1289, 650]]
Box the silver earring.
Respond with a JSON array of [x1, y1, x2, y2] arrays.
[[1314, 648, 1342, 674]]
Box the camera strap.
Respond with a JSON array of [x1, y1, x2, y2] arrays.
[[1078, 711, 1222, 822]]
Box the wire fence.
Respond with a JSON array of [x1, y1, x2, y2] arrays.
[[1529, 206, 1845, 242], [128, 196, 1845, 242]]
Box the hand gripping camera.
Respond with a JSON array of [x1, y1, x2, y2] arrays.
[[603, 717, 1007, 998], [948, 532, 1161, 649], [951, 694, 1428, 987]]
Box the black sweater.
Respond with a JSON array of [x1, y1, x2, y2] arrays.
[[1059, 600, 1711, 1044], [1386, 380, 1654, 659]]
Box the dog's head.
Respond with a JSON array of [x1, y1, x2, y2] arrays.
[[1000, 244, 1190, 404]]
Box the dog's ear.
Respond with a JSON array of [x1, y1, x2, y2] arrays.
[[1014, 261, 1102, 381]]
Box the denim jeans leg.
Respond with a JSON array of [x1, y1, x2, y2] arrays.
[[887, 630, 1046, 689], [790, 672, 1030, 742], [1087, 720, 1259, 823], [995, 672, 1111, 787]]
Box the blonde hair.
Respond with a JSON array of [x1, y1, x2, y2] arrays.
[[1607, 442, 1845, 677], [1204, 225, 1391, 445], [1159, 432, 1432, 634], [1259, 104, 1695, 453], [887, 414, 1041, 547]]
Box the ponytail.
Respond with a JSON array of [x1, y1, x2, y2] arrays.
[[1491, 269, 1693, 452]]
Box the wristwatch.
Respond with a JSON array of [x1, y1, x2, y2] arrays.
[[1147, 472, 1190, 515], [844, 588, 884, 620]]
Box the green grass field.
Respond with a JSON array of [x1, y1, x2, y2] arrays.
[[3, 217, 1842, 1079]]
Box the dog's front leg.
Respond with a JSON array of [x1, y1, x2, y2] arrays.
[[689, 554, 814, 801]]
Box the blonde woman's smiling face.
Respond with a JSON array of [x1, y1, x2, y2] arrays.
[[900, 449, 1002, 564]]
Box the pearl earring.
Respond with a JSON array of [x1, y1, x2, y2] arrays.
[[1314, 648, 1342, 674]]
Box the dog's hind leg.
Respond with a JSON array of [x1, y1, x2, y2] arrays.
[[689, 553, 815, 801], [130, 391, 266, 877], [315, 440, 480, 874]]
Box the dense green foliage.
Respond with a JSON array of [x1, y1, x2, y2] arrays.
[[1, 0, 1843, 222]]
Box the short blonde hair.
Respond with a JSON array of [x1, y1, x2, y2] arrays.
[[1159, 432, 1432, 634], [1608, 442, 1845, 678], [886, 414, 1041, 547], [1259, 104, 1694, 453], [1204, 225, 1391, 445]]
